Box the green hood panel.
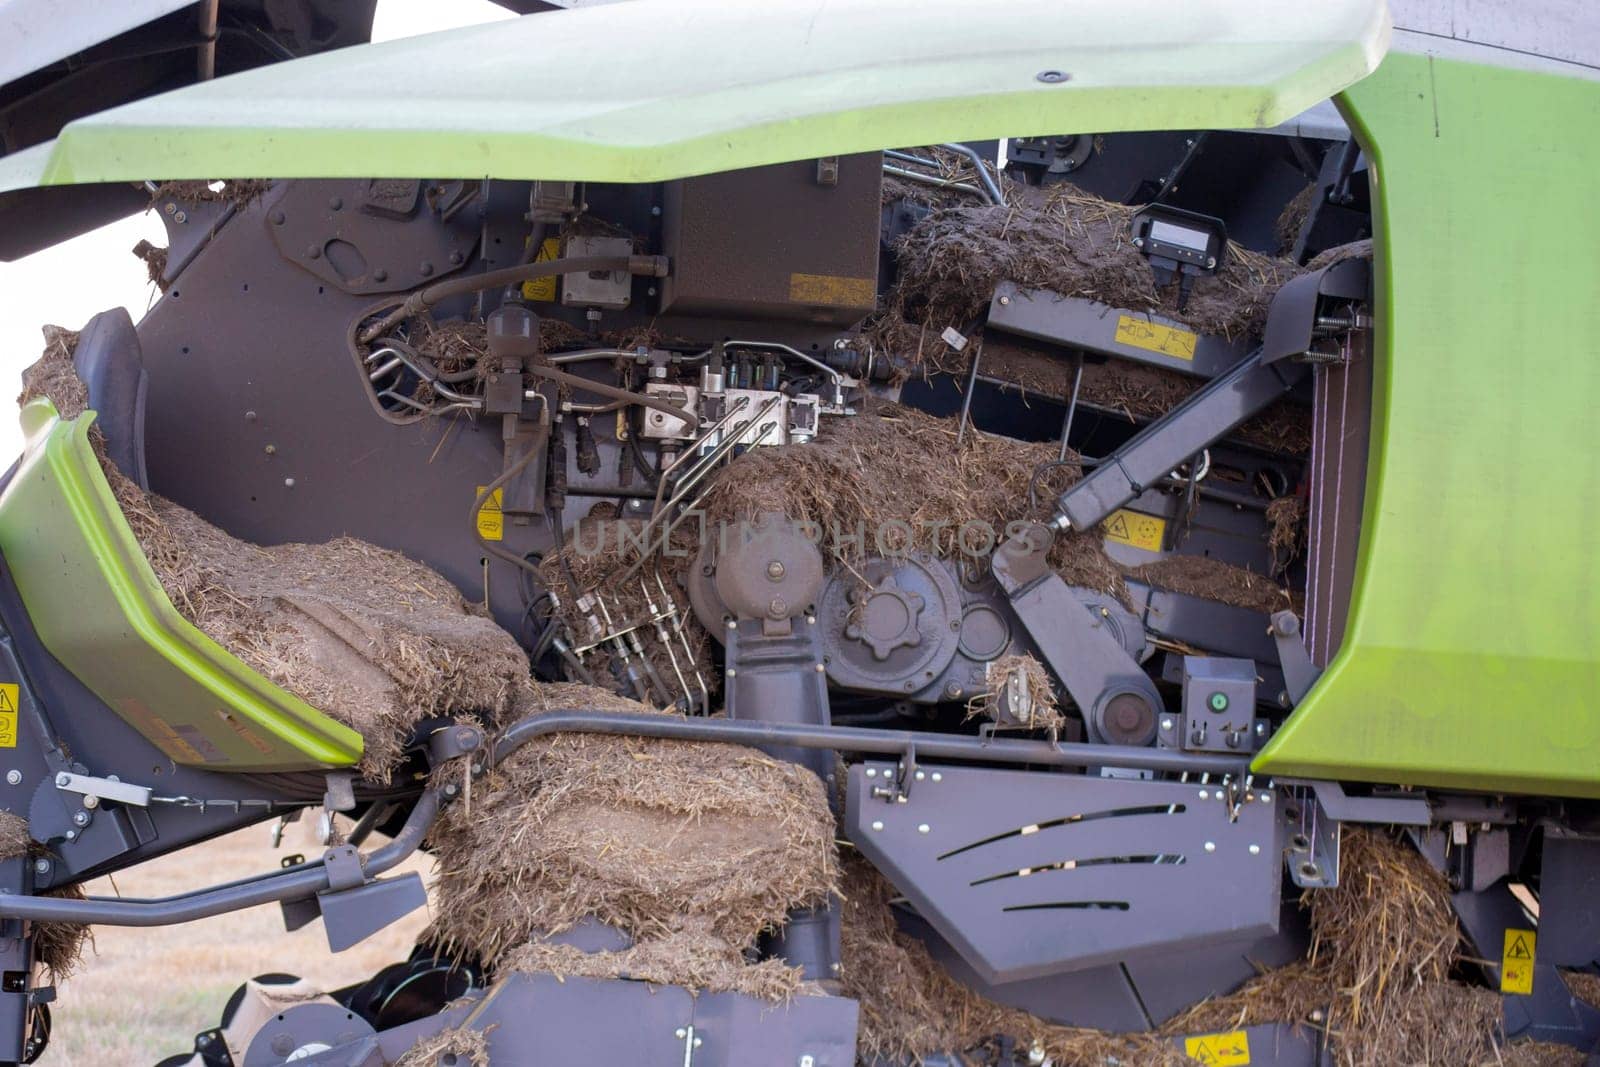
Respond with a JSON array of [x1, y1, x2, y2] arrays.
[[0, 0, 1389, 190], [0, 402, 363, 772]]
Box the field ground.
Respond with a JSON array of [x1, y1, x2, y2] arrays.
[[42, 820, 434, 1065]]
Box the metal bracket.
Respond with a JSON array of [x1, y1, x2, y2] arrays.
[[52, 771, 151, 808], [1268, 612, 1322, 706], [428, 723, 484, 766], [321, 844, 364, 893], [870, 745, 918, 804], [1284, 789, 1342, 888]]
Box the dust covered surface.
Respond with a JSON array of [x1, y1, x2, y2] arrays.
[[148, 179, 273, 208], [20, 335, 528, 783], [845, 829, 1511, 1066], [0, 811, 89, 979], [425, 683, 836, 998]]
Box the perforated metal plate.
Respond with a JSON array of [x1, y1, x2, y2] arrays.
[[846, 762, 1280, 984]]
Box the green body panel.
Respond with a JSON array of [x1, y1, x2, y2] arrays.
[[1254, 52, 1600, 797], [0, 0, 1387, 191], [0, 402, 363, 772]]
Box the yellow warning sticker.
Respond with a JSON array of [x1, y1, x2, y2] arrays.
[[788, 272, 876, 307], [1184, 1029, 1251, 1065], [0, 684, 16, 748], [475, 486, 504, 542], [1104, 508, 1167, 552], [1502, 928, 1536, 995], [1115, 314, 1198, 360], [520, 237, 562, 301]]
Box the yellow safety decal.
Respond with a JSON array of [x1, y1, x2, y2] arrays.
[[1502, 928, 1536, 995], [0, 684, 17, 748], [476, 486, 504, 542], [1104, 508, 1167, 552], [1115, 314, 1197, 360], [520, 237, 562, 301], [788, 272, 875, 307], [1184, 1029, 1250, 1065]]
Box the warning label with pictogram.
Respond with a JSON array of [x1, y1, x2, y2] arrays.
[[476, 486, 504, 542], [1183, 1029, 1251, 1065], [1103, 508, 1168, 552], [1501, 928, 1536, 995], [1115, 314, 1198, 360], [0, 683, 18, 748]]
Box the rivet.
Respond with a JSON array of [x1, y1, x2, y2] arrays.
[[675, 1028, 687, 1039], [5, 771, 19, 786], [64, 830, 76, 841], [306, 244, 321, 259], [998, 295, 1011, 306], [419, 261, 434, 277], [871, 821, 884, 831], [328, 196, 343, 210], [931, 772, 942, 782], [915, 771, 925, 781], [1204, 841, 1216, 853], [373, 268, 389, 282], [245, 410, 257, 422], [449, 250, 464, 265], [917, 823, 930, 834], [1249, 844, 1261, 855], [814, 663, 825, 673], [726, 668, 737, 679], [1260, 793, 1273, 804], [693, 1038, 702, 1049], [265, 444, 277, 455], [866, 768, 877, 778], [726, 620, 737, 631], [1198, 789, 1210, 800], [284, 478, 296, 488]]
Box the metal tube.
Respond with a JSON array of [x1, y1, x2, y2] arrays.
[[955, 344, 983, 446], [196, 0, 219, 81], [880, 165, 986, 200], [491, 709, 1247, 777], [1057, 353, 1084, 462], [938, 143, 1006, 205], [0, 789, 439, 926]]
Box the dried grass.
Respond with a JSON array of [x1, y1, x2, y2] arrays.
[[394, 1023, 494, 1067], [424, 683, 836, 998], [1128, 555, 1299, 616], [967, 653, 1062, 732]]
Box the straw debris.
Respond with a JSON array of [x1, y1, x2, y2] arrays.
[[0, 812, 89, 979], [968, 653, 1062, 732], [424, 683, 837, 997], [394, 1024, 494, 1067]]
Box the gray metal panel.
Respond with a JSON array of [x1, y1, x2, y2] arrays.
[[988, 284, 1251, 380], [846, 761, 1280, 984], [1539, 834, 1600, 968], [695, 988, 860, 1067], [1391, 0, 1600, 77]]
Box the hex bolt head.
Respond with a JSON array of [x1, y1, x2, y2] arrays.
[[32, 858, 49, 874], [766, 561, 786, 581], [54, 773, 70, 788], [71, 811, 89, 827], [5, 770, 19, 786]]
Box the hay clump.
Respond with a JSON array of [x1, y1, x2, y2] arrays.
[[1267, 494, 1308, 576], [1128, 555, 1297, 616], [0, 812, 89, 979], [424, 682, 837, 998], [20, 334, 529, 783], [968, 653, 1062, 732], [880, 184, 1301, 349], [394, 1024, 494, 1067]]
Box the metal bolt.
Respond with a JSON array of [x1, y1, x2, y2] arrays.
[[55, 773, 69, 788], [1206, 256, 1217, 269], [651, 206, 663, 217], [449, 250, 464, 265], [198, 1034, 211, 1045], [1198, 789, 1210, 800], [998, 295, 1011, 306], [163, 202, 176, 214], [931, 772, 942, 782], [71, 811, 88, 827], [373, 268, 389, 282], [1249, 844, 1261, 855], [866, 768, 877, 778], [1027, 1044, 1047, 1065], [726, 619, 737, 631], [32, 859, 48, 874], [766, 561, 786, 580], [1133, 236, 1144, 248], [174, 211, 188, 224], [1255, 722, 1267, 736], [815, 663, 826, 673], [443, 783, 458, 797], [726, 668, 737, 679], [5, 771, 19, 786], [1035, 70, 1070, 84], [917, 823, 930, 834], [328, 196, 343, 210], [693, 1038, 702, 1049], [265, 444, 277, 455], [245, 410, 257, 422], [1260, 793, 1272, 803], [82, 795, 98, 809], [284, 478, 296, 488], [306, 244, 321, 259], [1204, 841, 1216, 853], [64, 830, 76, 841], [871, 820, 884, 831], [420, 261, 434, 277], [915, 771, 925, 781], [270, 210, 286, 225], [800, 1057, 815, 1067], [1160, 717, 1174, 731], [675, 1028, 687, 1040]]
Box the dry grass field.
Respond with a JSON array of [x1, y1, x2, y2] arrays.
[[41, 820, 435, 1066]]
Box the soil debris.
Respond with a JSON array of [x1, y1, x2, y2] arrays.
[[423, 683, 836, 997], [148, 179, 273, 209]]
